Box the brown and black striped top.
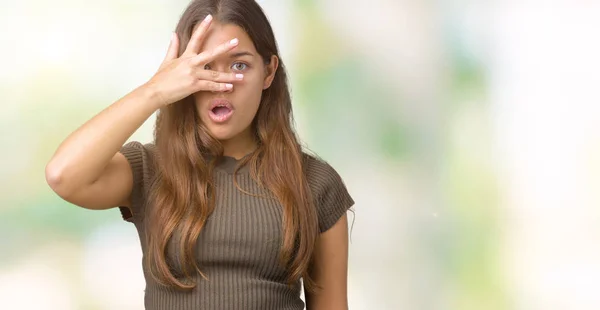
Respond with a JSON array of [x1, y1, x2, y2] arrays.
[[118, 141, 354, 310]]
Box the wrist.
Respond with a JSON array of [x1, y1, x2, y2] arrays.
[[137, 82, 164, 111]]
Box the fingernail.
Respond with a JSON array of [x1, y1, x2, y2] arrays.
[[204, 14, 212, 23], [235, 74, 244, 80], [230, 38, 239, 45], [225, 83, 233, 89]]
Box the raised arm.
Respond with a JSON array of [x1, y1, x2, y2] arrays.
[[45, 14, 244, 209]]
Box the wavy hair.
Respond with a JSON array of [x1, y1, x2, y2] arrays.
[[145, 0, 319, 292]]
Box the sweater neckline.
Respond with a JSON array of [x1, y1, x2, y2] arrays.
[[212, 154, 252, 175]]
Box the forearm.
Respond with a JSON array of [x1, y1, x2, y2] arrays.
[[305, 292, 348, 310], [46, 84, 160, 194]]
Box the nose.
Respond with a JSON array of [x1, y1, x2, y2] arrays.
[[208, 64, 234, 94]]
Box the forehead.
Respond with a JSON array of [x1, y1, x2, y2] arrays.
[[197, 22, 257, 53]]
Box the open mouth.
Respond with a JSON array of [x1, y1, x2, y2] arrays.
[[208, 100, 234, 123], [212, 106, 231, 116]]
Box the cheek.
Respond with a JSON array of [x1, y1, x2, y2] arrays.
[[193, 92, 207, 110], [235, 78, 264, 111]]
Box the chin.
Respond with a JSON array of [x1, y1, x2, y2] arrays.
[[207, 126, 238, 141]]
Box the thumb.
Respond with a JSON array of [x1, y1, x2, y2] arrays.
[[162, 32, 179, 64]]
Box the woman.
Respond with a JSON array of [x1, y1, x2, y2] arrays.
[[45, 0, 354, 309]]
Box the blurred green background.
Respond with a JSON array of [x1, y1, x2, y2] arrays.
[[1, 0, 600, 309]]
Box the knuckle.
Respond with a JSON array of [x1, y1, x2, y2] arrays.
[[183, 66, 194, 77], [187, 77, 197, 88], [174, 59, 185, 69], [200, 81, 211, 91], [181, 51, 192, 59], [194, 53, 207, 65]]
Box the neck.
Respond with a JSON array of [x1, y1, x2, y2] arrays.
[[220, 129, 257, 159]]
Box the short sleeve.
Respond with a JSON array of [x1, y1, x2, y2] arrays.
[[306, 156, 355, 233], [118, 141, 155, 224]]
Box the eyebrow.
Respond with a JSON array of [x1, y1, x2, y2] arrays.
[[230, 51, 254, 58]]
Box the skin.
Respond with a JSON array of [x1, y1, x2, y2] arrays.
[[45, 14, 349, 310], [193, 22, 277, 159], [306, 214, 350, 310]]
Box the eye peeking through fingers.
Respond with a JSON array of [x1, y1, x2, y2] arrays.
[[231, 62, 248, 71], [203, 62, 249, 72]]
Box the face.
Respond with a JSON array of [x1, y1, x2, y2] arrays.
[[193, 23, 278, 147]]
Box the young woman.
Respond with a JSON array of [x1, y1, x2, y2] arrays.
[[45, 0, 354, 309]]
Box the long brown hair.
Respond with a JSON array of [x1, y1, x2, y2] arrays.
[[145, 0, 319, 292]]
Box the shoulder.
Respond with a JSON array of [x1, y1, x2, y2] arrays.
[[303, 153, 355, 233], [119, 142, 157, 194], [121, 141, 156, 157], [120, 141, 157, 173], [303, 153, 346, 191], [118, 141, 156, 223]]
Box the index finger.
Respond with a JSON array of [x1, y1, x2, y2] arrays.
[[184, 14, 213, 55], [190, 38, 239, 67]]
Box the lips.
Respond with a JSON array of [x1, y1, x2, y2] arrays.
[[208, 99, 234, 123]]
